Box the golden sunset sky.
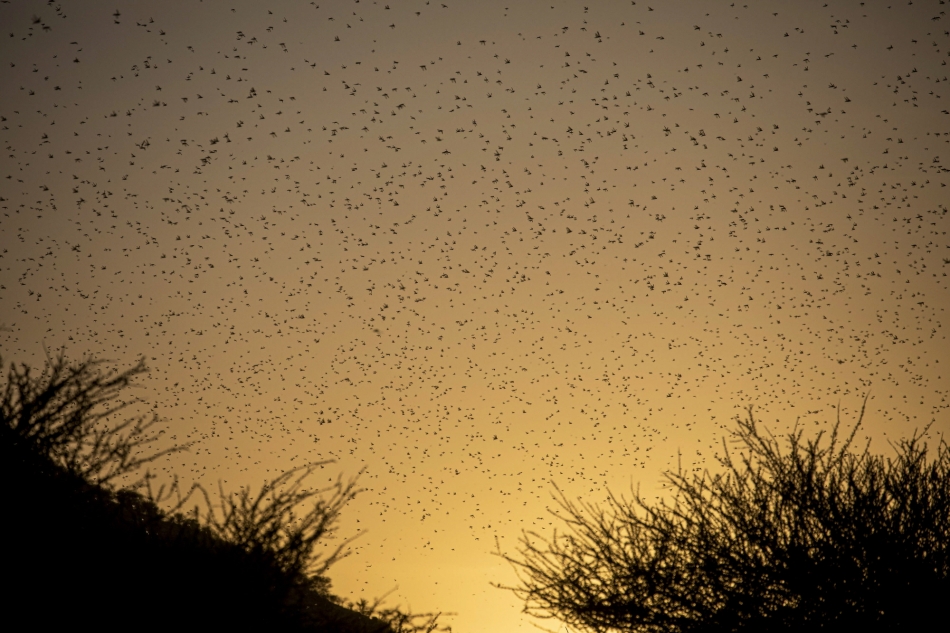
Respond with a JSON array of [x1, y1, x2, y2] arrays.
[[2, 1, 948, 631]]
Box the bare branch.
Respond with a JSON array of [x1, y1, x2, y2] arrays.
[[496, 396, 950, 631], [1, 352, 186, 486]]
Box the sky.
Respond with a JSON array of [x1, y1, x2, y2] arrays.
[[1, 0, 948, 630]]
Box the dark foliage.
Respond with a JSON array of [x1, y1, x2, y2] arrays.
[[496, 398, 950, 632], [1, 354, 450, 632], [0, 354, 176, 486]]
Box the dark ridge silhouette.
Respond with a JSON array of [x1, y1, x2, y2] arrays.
[[495, 398, 950, 632], [0, 354, 451, 632]]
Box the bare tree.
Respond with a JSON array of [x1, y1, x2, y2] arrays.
[[196, 462, 364, 582], [0, 352, 183, 487], [495, 397, 950, 632]]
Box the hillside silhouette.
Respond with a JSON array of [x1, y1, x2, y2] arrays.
[[1, 353, 450, 632]]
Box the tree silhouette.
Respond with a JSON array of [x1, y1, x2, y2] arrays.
[[496, 398, 950, 632], [0, 354, 179, 486], [1, 353, 452, 632]]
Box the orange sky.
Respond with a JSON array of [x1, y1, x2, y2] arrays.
[[2, 1, 948, 631]]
